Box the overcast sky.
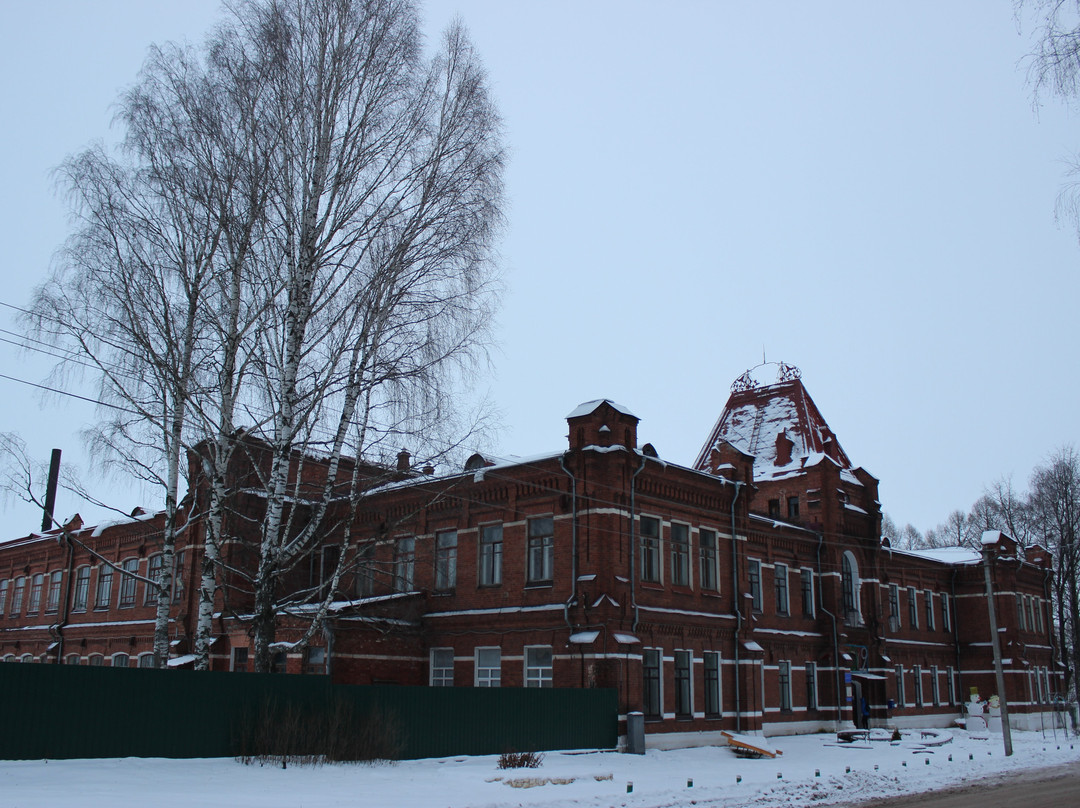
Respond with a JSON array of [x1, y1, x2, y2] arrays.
[[1, 1, 1077, 536]]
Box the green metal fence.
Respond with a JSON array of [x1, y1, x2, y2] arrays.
[[0, 662, 617, 760]]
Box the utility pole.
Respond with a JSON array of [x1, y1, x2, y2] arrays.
[[982, 533, 1013, 756]]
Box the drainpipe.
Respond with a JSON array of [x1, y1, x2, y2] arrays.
[[950, 568, 963, 705], [730, 481, 744, 732], [629, 454, 646, 633], [816, 531, 843, 728], [558, 453, 579, 633]]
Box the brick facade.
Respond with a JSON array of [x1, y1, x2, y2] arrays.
[[0, 374, 1065, 747]]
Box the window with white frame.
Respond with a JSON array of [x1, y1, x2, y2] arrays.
[[435, 530, 457, 591], [895, 665, 905, 706], [72, 566, 90, 612], [118, 558, 139, 607], [888, 584, 900, 631], [1, 654, 13, 663], [640, 516, 661, 583], [805, 661, 818, 710], [700, 529, 719, 592], [232, 647, 249, 672], [1035, 597, 1044, 633], [45, 571, 62, 613], [0, 578, 8, 616], [704, 651, 721, 716], [303, 647, 326, 675], [138, 653, 155, 669], [20, 654, 33, 663], [941, 592, 951, 632], [525, 646, 553, 688], [924, 589, 935, 630], [478, 525, 503, 586], [1017, 594, 1027, 630], [145, 555, 163, 606], [674, 650, 692, 717], [66, 654, 80, 665], [947, 666, 956, 704], [778, 660, 792, 711], [172, 551, 185, 603], [27, 573, 43, 615], [670, 523, 690, 587], [800, 568, 815, 616], [475, 647, 501, 687], [527, 517, 554, 584], [111, 653, 130, 668], [908, 587, 919, 629], [931, 665, 940, 706], [430, 648, 454, 686], [913, 665, 924, 706], [1026, 596, 1036, 632], [88, 654, 104, 667], [394, 537, 415, 592], [642, 648, 662, 719], [841, 552, 861, 625], [774, 563, 790, 615], [10, 576, 24, 616], [748, 559, 762, 612]]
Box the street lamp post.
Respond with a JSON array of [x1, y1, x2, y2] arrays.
[[981, 532, 1013, 757]]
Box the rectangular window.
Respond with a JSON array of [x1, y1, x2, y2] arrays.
[[674, 650, 692, 718], [941, 592, 951, 632], [699, 529, 718, 591], [640, 516, 661, 583], [642, 649, 662, 719], [787, 496, 799, 520], [924, 589, 935, 630], [231, 647, 249, 672], [1035, 597, 1044, 633], [475, 647, 501, 687], [800, 568, 815, 617], [435, 530, 458, 591], [1025, 596, 1035, 632], [778, 660, 792, 711], [118, 559, 139, 607], [394, 537, 415, 592], [931, 665, 940, 706], [479, 525, 503, 586], [805, 661, 818, 710], [888, 583, 901, 632], [45, 571, 62, 614], [430, 648, 454, 686], [1017, 594, 1027, 630], [774, 563, 790, 615], [303, 647, 326, 675], [703, 651, 721, 717], [908, 587, 918, 629], [768, 499, 780, 518], [525, 646, 553, 688], [172, 551, 184, 603], [947, 666, 956, 705], [670, 523, 690, 587], [10, 577, 25, 616], [749, 559, 762, 612], [913, 665, 924, 706], [145, 555, 163, 606], [527, 517, 554, 584], [355, 543, 375, 598], [0, 579, 7, 616], [27, 574, 43, 615], [895, 665, 905, 706]]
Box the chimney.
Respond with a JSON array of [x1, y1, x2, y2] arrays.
[[42, 448, 61, 532], [396, 449, 411, 472]]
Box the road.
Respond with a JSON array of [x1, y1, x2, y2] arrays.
[[834, 762, 1079, 808]]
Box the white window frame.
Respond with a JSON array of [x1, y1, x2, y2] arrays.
[[474, 646, 501, 687], [138, 653, 156, 669], [699, 529, 719, 592], [430, 647, 454, 686], [639, 516, 661, 583], [478, 525, 503, 587], [703, 651, 722, 717], [673, 649, 692, 717], [526, 517, 555, 584], [435, 530, 458, 591], [231, 647, 249, 672], [111, 653, 130, 668], [118, 558, 139, 608], [800, 568, 815, 617], [778, 660, 792, 712], [774, 563, 790, 615], [805, 661, 818, 710], [669, 523, 691, 587], [924, 589, 935, 630], [748, 558, 762, 612], [524, 645, 553, 688]]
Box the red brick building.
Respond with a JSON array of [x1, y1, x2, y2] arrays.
[[0, 365, 1064, 747]]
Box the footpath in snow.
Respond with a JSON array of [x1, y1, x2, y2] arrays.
[[0, 727, 1076, 808]]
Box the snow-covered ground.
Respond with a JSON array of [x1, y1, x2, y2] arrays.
[[0, 727, 1076, 808]]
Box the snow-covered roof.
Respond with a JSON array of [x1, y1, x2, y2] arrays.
[[891, 546, 982, 566], [693, 378, 855, 482], [565, 399, 637, 420]]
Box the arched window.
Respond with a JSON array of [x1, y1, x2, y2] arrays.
[[841, 551, 863, 627], [88, 655, 105, 667], [19, 654, 33, 663], [65, 654, 81, 665], [111, 653, 130, 668], [138, 653, 156, 669]]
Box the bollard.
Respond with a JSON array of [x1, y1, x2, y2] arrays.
[[815, 769, 820, 777], [902, 761, 907, 767], [777, 772, 783, 779], [736, 775, 742, 784], [627, 782, 633, 794], [874, 764, 879, 771], [687, 778, 693, 788], [925, 758, 930, 765], [948, 754, 952, 762], [969, 753, 973, 760]]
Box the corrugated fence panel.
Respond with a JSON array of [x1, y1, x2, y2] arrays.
[[0, 663, 617, 760]]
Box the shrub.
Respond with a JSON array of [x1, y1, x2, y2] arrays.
[[497, 750, 544, 769]]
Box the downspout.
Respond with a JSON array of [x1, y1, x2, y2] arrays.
[[817, 530, 843, 727], [730, 481, 744, 732], [950, 568, 963, 705], [558, 453, 579, 632], [629, 453, 646, 633]]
